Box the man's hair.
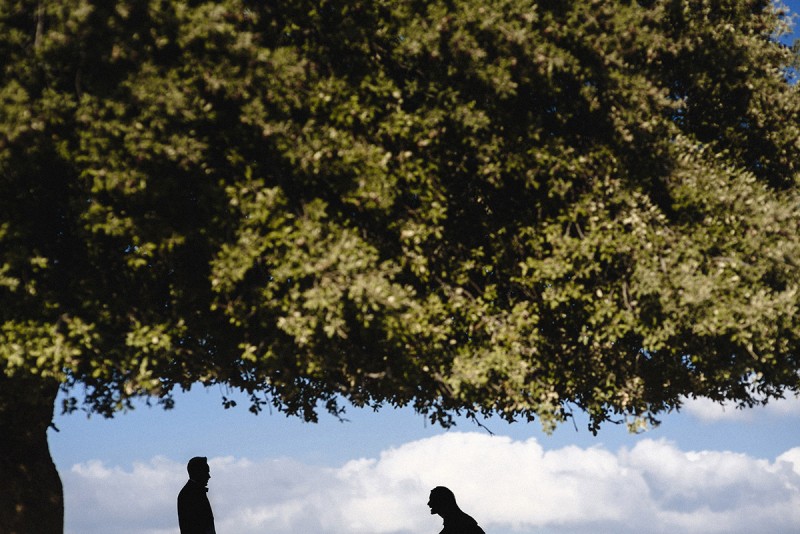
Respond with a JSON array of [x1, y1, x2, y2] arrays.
[[430, 486, 457, 507], [187, 456, 208, 478]]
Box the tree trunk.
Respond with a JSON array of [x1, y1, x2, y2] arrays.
[[0, 374, 63, 534]]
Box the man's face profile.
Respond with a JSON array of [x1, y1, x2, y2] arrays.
[[189, 458, 211, 487], [198, 463, 211, 486]]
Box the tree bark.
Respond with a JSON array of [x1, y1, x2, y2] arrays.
[[0, 374, 63, 534]]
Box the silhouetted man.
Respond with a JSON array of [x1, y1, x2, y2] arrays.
[[177, 456, 216, 534], [428, 486, 485, 534]]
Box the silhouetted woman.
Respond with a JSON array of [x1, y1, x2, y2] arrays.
[[427, 486, 485, 534]]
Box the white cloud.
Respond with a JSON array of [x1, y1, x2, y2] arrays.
[[63, 433, 800, 534], [681, 394, 800, 422], [65, 456, 183, 534]]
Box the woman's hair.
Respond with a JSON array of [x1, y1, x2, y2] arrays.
[[430, 486, 458, 507]]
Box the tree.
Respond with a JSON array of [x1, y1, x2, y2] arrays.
[[2, 0, 799, 531]]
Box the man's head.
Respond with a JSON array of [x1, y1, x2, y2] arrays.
[[187, 456, 211, 486], [428, 486, 458, 517]]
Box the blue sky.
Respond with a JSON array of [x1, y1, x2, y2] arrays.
[[48, 3, 800, 533], [49, 389, 800, 534]]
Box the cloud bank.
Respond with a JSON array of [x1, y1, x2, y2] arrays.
[[64, 432, 800, 534], [682, 394, 800, 422]]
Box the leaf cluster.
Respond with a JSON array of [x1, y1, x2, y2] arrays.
[[1, 0, 799, 431]]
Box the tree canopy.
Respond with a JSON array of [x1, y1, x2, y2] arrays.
[[2, 0, 800, 437]]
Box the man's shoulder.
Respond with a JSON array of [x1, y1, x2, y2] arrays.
[[178, 480, 202, 499]]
